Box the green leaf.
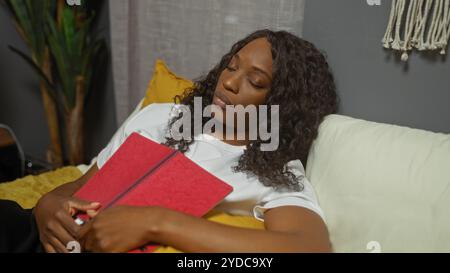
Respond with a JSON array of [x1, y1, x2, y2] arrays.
[[6, 0, 52, 64], [3, 0, 20, 24], [62, 6, 76, 58], [8, 45, 56, 101], [5, 0, 109, 148], [8, 0, 35, 49], [47, 15, 74, 107]]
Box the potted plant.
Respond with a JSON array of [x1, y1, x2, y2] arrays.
[[4, 0, 107, 166]]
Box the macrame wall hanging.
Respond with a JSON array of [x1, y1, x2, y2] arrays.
[[382, 0, 450, 61]]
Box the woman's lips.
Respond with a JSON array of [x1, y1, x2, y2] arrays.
[[213, 92, 231, 109], [213, 95, 227, 109]]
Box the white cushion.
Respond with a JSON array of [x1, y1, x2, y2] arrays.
[[306, 114, 450, 253]]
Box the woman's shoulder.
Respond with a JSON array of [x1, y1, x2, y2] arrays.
[[140, 102, 177, 116], [129, 103, 176, 125]]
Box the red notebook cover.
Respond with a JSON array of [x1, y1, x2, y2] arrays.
[[73, 132, 233, 253]]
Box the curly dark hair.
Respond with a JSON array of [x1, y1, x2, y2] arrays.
[[164, 29, 338, 191]]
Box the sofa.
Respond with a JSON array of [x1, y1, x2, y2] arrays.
[[307, 114, 450, 252], [1, 60, 449, 252]]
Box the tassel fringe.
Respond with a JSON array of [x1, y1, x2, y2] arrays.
[[382, 0, 450, 61]]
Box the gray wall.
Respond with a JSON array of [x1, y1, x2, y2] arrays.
[[303, 0, 450, 134], [1, 0, 449, 167], [0, 1, 116, 163]]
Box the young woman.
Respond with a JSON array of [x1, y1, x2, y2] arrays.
[[0, 29, 338, 253]]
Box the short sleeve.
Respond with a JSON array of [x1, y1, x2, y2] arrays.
[[96, 103, 175, 169], [252, 160, 325, 222]]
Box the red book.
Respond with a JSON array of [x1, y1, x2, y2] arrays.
[[73, 132, 233, 253]]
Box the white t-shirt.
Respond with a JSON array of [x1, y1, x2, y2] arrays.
[[97, 103, 325, 222]]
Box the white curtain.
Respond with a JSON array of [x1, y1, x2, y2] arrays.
[[109, 0, 306, 125]]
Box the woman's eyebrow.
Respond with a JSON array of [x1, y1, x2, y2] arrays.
[[235, 53, 272, 81], [252, 66, 272, 81]]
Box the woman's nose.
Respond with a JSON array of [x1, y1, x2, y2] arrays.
[[223, 73, 240, 94]]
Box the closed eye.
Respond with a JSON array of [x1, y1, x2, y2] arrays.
[[249, 81, 264, 89]]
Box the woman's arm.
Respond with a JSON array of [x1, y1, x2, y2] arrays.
[[78, 205, 332, 253], [33, 164, 100, 253], [51, 164, 99, 196], [156, 206, 332, 253]]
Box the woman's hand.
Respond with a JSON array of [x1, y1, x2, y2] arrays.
[[34, 191, 100, 253], [78, 206, 164, 253]]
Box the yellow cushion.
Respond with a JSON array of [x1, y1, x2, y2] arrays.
[[142, 59, 194, 108], [0, 167, 82, 209]]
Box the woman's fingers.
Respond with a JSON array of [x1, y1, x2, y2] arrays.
[[67, 199, 101, 215], [47, 235, 69, 253], [44, 210, 82, 253], [42, 242, 57, 253], [86, 209, 99, 218], [77, 220, 92, 241], [78, 221, 95, 252], [46, 221, 74, 253], [56, 210, 82, 238], [42, 232, 66, 253]]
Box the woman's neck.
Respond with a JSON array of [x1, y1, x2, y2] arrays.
[[207, 129, 250, 147]]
